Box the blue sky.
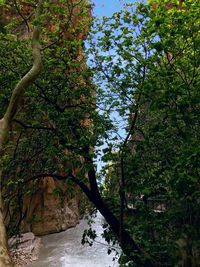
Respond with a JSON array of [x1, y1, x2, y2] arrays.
[[92, 0, 137, 17], [90, 0, 143, 172]]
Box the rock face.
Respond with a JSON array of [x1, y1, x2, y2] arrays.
[[22, 177, 80, 236], [9, 232, 41, 266], [2, 0, 91, 237]]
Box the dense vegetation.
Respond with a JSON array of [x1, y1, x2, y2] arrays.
[[0, 0, 199, 266], [88, 0, 200, 266]]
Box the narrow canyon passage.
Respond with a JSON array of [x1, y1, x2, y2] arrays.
[[27, 213, 119, 267]]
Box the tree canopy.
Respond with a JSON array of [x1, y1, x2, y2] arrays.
[[0, 0, 200, 266], [88, 0, 200, 266]]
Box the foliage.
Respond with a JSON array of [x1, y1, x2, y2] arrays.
[[88, 0, 200, 266], [0, 0, 95, 235], [1, 0, 200, 266]]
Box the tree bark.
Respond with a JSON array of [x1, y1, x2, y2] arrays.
[[0, 1, 43, 266], [70, 166, 159, 267]]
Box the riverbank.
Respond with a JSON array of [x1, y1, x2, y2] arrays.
[[9, 232, 41, 266], [9, 214, 119, 267], [26, 213, 119, 267]]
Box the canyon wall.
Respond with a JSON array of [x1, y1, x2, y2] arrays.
[[1, 0, 91, 236]]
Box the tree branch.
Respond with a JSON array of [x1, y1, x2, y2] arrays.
[[0, 0, 44, 152]]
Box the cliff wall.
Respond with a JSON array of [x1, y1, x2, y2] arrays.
[[1, 0, 91, 236]]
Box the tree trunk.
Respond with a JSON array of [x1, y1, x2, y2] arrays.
[[0, 170, 14, 267], [81, 187, 157, 266], [70, 168, 159, 267], [0, 1, 43, 265]]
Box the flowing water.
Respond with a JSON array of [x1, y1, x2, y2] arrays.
[[27, 213, 119, 267]]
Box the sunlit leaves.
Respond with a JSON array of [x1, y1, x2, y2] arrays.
[[88, 0, 200, 265]]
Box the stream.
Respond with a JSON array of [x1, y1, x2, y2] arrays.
[[27, 213, 119, 267]]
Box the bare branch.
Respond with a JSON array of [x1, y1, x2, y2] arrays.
[[12, 0, 30, 32]]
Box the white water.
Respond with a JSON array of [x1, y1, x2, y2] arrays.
[[27, 213, 119, 267]]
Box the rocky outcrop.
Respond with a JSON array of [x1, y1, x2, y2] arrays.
[[22, 177, 80, 236], [9, 232, 41, 266]]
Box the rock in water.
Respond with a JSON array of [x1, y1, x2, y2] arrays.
[[9, 232, 41, 266]]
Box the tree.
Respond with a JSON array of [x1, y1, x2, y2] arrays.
[[0, 1, 43, 265], [0, 0, 91, 265], [89, 0, 200, 266]]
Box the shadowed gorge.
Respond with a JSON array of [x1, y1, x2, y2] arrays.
[[0, 0, 200, 266]]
